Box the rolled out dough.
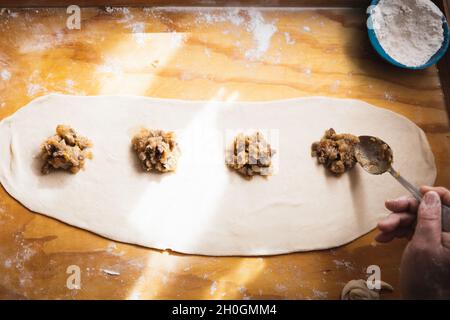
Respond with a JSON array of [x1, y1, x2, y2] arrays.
[[0, 94, 436, 256]]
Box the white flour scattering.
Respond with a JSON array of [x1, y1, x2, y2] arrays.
[[284, 32, 295, 45], [27, 83, 45, 97], [244, 9, 278, 60], [372, 0, 445, 67], [1, 69, 11, 81], [130, 22, 146, 45], [194, 8, 277, 61], [195, 7, 244, 26]]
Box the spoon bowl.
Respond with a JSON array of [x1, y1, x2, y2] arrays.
[[354, 136, 393, 175]]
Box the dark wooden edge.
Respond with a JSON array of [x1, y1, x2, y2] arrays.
[[437, 0, 450, 123], [0, 0, 369, 8]]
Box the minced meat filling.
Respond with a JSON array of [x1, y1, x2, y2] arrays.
[[226, 132, 275, 178], [40, 125, 93, 174], [311, 128, 359, 175], [132, 128, 180, 173]]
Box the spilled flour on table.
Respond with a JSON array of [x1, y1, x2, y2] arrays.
[[284, 32, 295, 45], [303, 67, 312, 77], [17, 245, 36, 264], [104, 8, 148, 46], [312, 289, 328, 299], [210, 281, 218, 296], [18, 21, 66, 54], [384, 91, 396, 102], [106, 7, 134, 24], [333, 259, 354, 270], [0, 8, 18, 18], [330, 80, 341, 92], [194, 8, 277, 61], [4, 258, 12, 268], [204, 47, 212, 58], [1, 69, 11, 81], [244, 10, 278, 60], [130, 22, 146, 46], [274, 283, 288, 293], [65, 79, 75, 88], [5, 233, 38, 289], [183, 265, 192, 272], [27, 83, 46, 97], [195, 8, 244, 26], [237, 285, 247, 295]]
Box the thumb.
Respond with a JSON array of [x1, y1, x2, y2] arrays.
[[412, 191, 442, 247]]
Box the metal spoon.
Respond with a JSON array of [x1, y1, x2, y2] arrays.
[[354, 135, 450, 232]]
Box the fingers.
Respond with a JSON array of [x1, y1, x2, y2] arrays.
[[420, 186, 450, 206], [375, 228, 413, 243], [380, 188, 448, 246], [378, 212, 416, 233], [377, 213, 415, 243], [411, 191, 442, 247], [377, 196, 418, 244], [385, 196, 419, 214], [442, 232, 450, 249]]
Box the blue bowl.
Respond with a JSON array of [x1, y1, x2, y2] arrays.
[[367, 0, 449, 69]]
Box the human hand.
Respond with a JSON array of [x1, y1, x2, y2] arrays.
[[376, 186, 450, 299]]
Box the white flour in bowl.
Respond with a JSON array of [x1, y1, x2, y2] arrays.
[[371, 0, 445, 67]]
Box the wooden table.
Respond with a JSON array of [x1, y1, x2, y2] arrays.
[[0, 6, 449, 300]]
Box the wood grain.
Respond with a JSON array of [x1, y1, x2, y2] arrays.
[[0, 0, 370, 8], [0, 7, 449, 300], [438, 0, 450, 121]]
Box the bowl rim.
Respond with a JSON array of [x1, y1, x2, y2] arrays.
[[367, 0, 450, 70]]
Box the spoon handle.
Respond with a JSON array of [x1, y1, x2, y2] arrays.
[[388, 167, 422, 201], [388, 167, 450, 232]]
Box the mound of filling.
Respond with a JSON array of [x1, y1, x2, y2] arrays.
[[311, 128, 359, 175], [132, 128, 180, 173], [40, 125, 93, 174], [226, 132, 275, 178]]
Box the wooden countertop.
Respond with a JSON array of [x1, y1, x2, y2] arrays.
[[0, 7, 449, 300]]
